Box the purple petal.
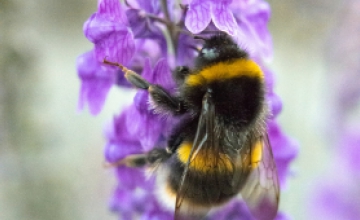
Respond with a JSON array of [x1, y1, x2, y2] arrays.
[[259, 65, 281, 117], [115, 166, 146, 189], [95, 31, 135, 65], [136, 58, 174, 89], [140, 58, 154, 82], [126, 9, 149, 38], [210, 0, 232, 4], [132, 59, 151, 114], [151, 58, 174, 88], [211, 2, 238, 36], [84, 13, 125, 43], [130, 40, 163, 73], [109, 187, 133, 213], [110, 184, 161, 217], [267, 92, 283, 118], [235, 1, 273, 60], [134, 90, 150, 114], [267, 120, 298, 187], [127, 112, 162, 151], [104, 141, 141, 163], [84, 9, 128, 43], [104, 111, 143, 162], [125, 10, 168, 55], [122, 77, 178, 151], [111, 110, 139, 141], [176, 34, 198, 66], [98, 0, 128, 24], [115, 68, 131, 87], [126, 9, 162, 39], [136, 0, 161, 14], [263, 65, 275, 92], [110, 186, 148, 214], [123, 105, 163, 151], [84, 0, 135, 64], [185, 0, 211, 34], [138, 114, 164, 151], [76, 50, 115, 115], [125, 105, 145, 137], [149, 35, 168, 57]]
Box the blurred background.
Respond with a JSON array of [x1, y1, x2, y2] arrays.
[[0, 0, 358, 219]]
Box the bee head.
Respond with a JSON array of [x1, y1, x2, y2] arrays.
[[195, 34, 248, 68]]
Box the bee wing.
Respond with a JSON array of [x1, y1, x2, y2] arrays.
[[175, 92, 216, 220], [240, 135, 280, 220]]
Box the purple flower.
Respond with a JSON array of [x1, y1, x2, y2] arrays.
[[126, 58, 175, 151], [267, 120, 298, 187], [232, 0, 273, 60], [130, 39, 163, 74], [104, 58, 177, 218], [76, 50, 116, 115], [185, 0, 238, 35], [104, 111, 142, 163], [84, 0, 135, 64], [131, 0, 162, 14], [110, 184, 160, 218], [125, 8, 167, 55], [262, 66, 282, 118], [78, 0, 137, 114], [184, 0, 272, 60], [78, 0, 298, 219], [76, 50, 131, 115], [176, 33, 199, 66], [104, 58, 175, 158]]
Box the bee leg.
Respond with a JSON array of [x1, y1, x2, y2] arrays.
[[166, 117, 198, 153], [103, 58, 150, 89], [105, 148, 172, 168], [173, 66, 190, 86], [146, 148, 173, 164], [124, 69, 150, 90], [149, 85, 186, 115], [123, 67, 187, 114], [103, 58, 186, 115]]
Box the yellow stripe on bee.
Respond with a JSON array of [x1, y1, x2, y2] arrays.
[[177, 142, 233, 173], [251, 141, 263, 169], [186, 59, 264, 87]]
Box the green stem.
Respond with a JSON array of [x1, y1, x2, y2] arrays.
[[160, 0, 178, 56]]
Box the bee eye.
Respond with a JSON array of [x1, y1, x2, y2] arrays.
[[201, 48, 218, 59]]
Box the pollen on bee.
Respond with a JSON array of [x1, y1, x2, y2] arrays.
[[177, 142, 234, 173], [251, 141, 263, 169]]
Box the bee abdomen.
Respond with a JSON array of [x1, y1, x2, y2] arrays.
[[166, 161, 242, 206], [162, 142, 247, 206], [177, 142, 234, 173]]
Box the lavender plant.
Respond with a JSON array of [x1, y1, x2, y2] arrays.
[[77, 0, 298, 219]]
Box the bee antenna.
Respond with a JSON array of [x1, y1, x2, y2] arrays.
[[193, 35, 207, 41]]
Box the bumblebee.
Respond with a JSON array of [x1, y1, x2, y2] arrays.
[[104, 34, 279, 220]]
